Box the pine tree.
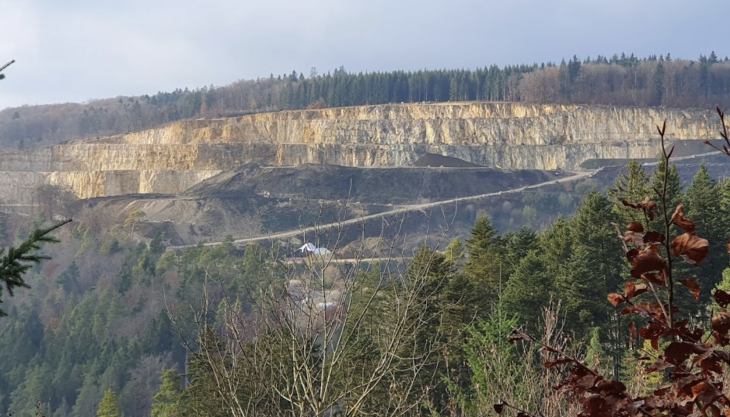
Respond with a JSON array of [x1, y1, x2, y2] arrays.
[[566, 192, 623, 374], [0, 60, 14, 81], [608, 160, 651, 224], [684, 163, 727, 307], [585, 328, 609, 375], [500, 250, 553, 331], [0, 220, 70, 316], [97, 388, 121, 417], [651, 155, 683, 223], [443, 237, 465, 265], [463, 216, 502, 313], [719, 179, 730, 227], [502, 226, 538, 278], [463, 306, 521, 408], [152, 369, 182, 417]]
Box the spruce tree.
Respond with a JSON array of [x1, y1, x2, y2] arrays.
[[608, 160, 651, 224], [152, 369, 182, 417], [443, 237, 465, 265], [500, 250, 553, 331], [502, 226, 538, 278], [97, 388, 121, 417], [719, 178, 730, 227], [565, 192, 622, 374], [684, 163, 727, 306], [651, 155, 683, 223], [464, 216, 502, 313], [0, 220, 70, 316]]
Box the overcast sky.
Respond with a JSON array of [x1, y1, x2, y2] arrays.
[[0, 0, 726, 110]]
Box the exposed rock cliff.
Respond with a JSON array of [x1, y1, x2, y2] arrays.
[[0, 102, 716, 200]]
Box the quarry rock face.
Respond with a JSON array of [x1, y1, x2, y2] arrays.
[[0, 102, 716, 202]]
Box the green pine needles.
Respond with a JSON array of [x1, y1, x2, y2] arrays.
[[0, 218, 71, 316], [0, 59, 15, 81]]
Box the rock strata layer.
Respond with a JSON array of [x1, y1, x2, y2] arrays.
[[0, 102, 715, 201]]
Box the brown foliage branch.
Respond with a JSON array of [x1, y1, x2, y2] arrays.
[[497, 113, 730, 417]]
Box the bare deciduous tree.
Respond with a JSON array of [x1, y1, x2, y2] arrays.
[[170, 207, 454, 417]]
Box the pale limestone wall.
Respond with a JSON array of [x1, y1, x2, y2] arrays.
[[109, 103, 713, 147], [0, 170, 221, 203], [0, 102, 716, 201]]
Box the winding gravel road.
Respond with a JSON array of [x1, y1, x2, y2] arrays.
[[168, 150, 720, 250]]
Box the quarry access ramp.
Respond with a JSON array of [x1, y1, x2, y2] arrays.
[[166, 150, 718, 251]]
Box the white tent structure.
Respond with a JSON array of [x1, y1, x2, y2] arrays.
[[297, 243, 332, 256]]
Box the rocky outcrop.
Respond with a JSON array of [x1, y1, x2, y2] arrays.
[[0, 102, 717, 200]]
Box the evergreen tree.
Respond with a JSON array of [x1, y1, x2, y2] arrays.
[[443, 237, 465, 265], [0, 220, 69, 316], [463, 216, 502, 313], [651, 155, 683, 223], [540, 216, 573, 282], [502, 226, 539, 278], [684, 163, 727, 307], [564, 192, 622, 334], [608, 160, 651, 224], [97, 388, 120, 417], [152, 369, 182, 417], [463, 307, 521, 409], [500, 250, 553, 331], [719, 179, 730, 227]]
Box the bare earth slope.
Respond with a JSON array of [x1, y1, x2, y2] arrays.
[[96, 163, 567, 246]]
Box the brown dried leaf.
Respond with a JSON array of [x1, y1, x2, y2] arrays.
[[544, 358, 575, 368], [627, 222, 644, 233], [640, 319, 667, 349], [646, 361, 674, 373], [714, 290, 730, 308], [608, 293, 625, 307], [622, 302, 665, 319], [691, 381, 720, 404], [679, 279, 701, 301], [631, 246, 667, 279], [508, 329, 532, 344], [677, 374, 702, 396], [624, 231, 644, 246], [622, 198, 658, 221], [624, 281, 636, 299], [624, 281, 649, 300], [671, 204, 697, 233], [594, 379, 626, 394], [643, 231, 666, 243], [640, 272, 666, 286], [712, 312, 730, 336], [694, 350, 723, 376], [626, 248, 639, 263], [672, 233, 709, 265], [726, 238, 730, 253], [663, 342, 694, 365]]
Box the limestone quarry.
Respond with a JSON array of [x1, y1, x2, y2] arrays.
[[0, 102, 717, 203]]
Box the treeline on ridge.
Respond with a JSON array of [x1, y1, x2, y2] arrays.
[[2, 52, 730, 150]]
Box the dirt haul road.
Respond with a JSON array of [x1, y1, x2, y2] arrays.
[[167, 150, 718, 250]]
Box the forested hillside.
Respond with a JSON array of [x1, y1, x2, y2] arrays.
[[1, 159, 730, 417], [1, 52, 730, 150]]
